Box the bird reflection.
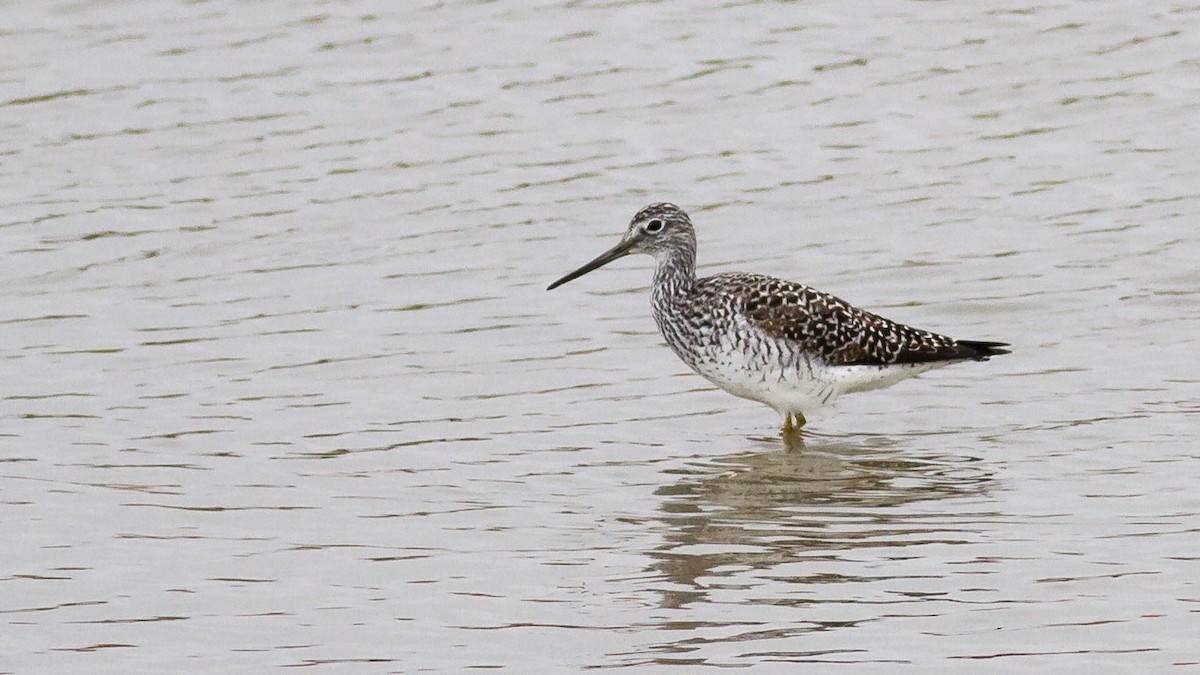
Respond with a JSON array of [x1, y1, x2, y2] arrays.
[[648, 434, 995, 610]]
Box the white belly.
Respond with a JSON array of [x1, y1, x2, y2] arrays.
[[674, 334, 948, 418]]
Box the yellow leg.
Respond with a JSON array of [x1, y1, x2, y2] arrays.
[[782, 412, 808, 437]]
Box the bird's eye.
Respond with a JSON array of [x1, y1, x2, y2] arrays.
[[645, 219, 664, 233]]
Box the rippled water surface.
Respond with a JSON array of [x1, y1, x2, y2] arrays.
[[3, 1, 1199, 672]]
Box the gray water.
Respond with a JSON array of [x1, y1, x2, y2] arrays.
[[3, 1, 1198, 672]]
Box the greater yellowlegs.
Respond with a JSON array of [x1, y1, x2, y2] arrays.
[[547, 203, 1009, 434]]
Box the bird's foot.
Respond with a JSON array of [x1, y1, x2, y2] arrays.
[[781, 412, 808, 440]]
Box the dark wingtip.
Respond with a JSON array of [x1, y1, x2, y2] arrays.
[[956, 340, 1011, 361]]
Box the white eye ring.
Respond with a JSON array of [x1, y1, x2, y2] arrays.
[[645, 219, 664, 233]]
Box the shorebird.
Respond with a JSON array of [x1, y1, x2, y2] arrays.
[[547, 203, 1008, 435]]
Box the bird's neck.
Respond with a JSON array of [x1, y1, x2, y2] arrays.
[[652, 247, 696, 301]]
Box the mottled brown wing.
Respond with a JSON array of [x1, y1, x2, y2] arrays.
[[712, 274, 1006, 365]]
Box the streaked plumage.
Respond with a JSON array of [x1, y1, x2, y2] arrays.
[[547, 203, 1008, 434]]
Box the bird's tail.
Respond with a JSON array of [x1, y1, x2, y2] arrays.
[[956, 340, 1011, 361]]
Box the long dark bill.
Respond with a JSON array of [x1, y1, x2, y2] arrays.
[[546, 236, 640, 290]]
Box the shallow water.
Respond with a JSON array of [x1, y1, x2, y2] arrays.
[[2, 1, 1198, 672]]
